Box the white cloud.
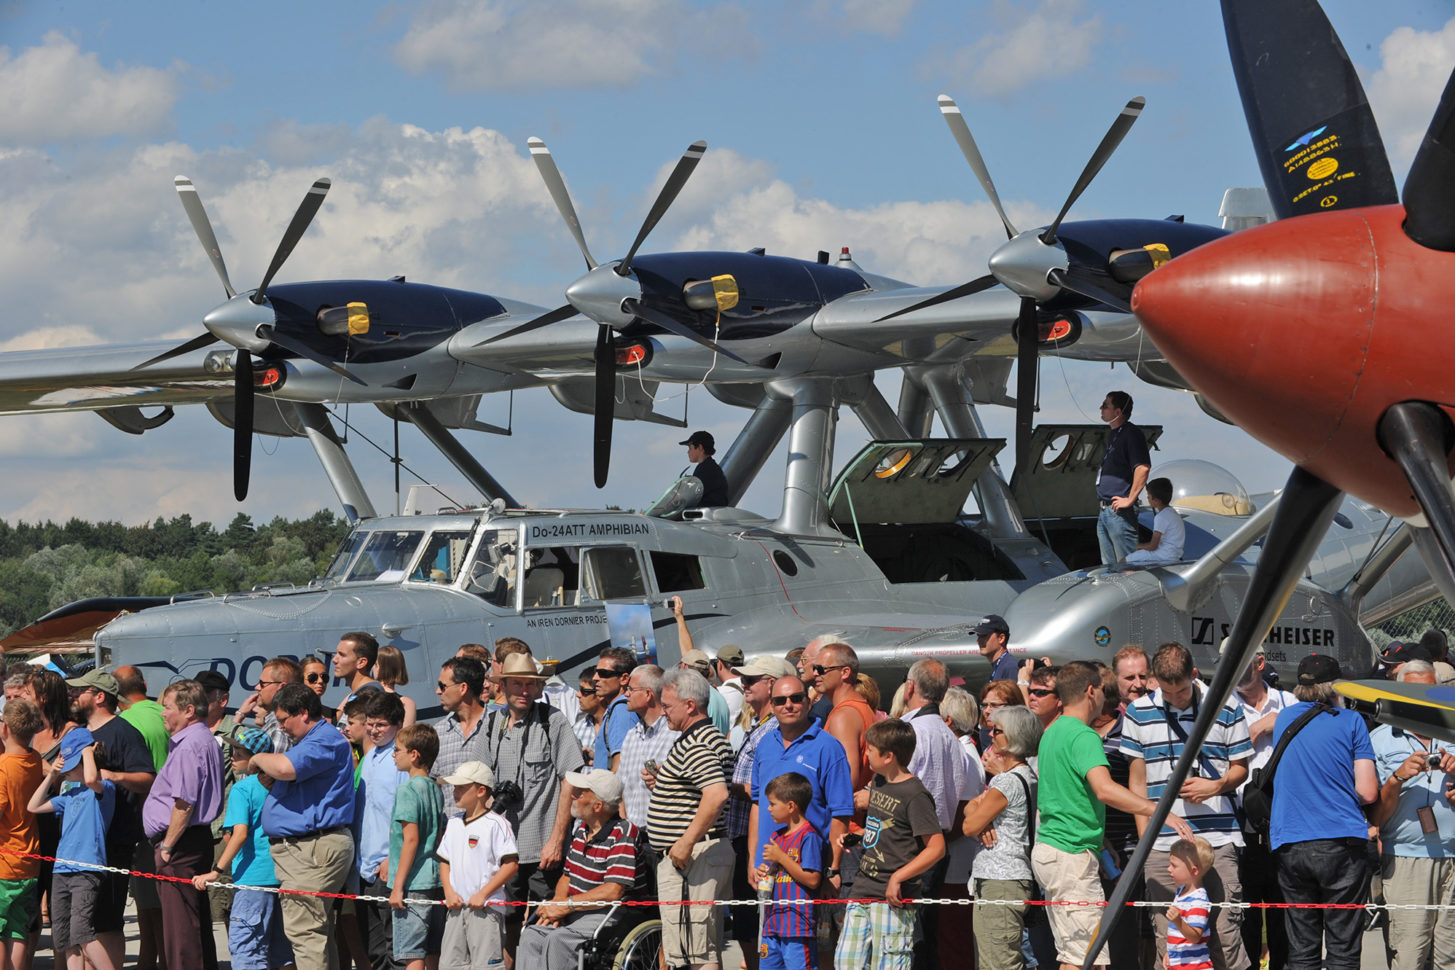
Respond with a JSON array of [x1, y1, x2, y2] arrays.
[[811, 0, 915, 36], [938, 0, 1103, 99], [1367, 17, 1455, 177], [394, 0, 752, 91], [0, 31, 179, 143]]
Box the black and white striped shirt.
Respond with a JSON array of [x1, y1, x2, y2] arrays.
[[646, 718, 732, 851]]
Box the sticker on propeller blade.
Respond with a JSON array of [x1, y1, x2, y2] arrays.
[[1285, 126, 1328, 151], [1307, 157, 1339, 180], [1094, 626, 1111, 647]]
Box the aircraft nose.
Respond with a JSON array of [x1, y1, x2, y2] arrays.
[[1131, 209, 1378, 467], [203, 293, 276, 354], [565, 263, 639, 328], [988, 229, 1068, 302]]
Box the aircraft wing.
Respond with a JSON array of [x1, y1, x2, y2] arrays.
[[810, 285, 1025, 359], [449, 316, 599, 377], [0, 341, 232, 414]]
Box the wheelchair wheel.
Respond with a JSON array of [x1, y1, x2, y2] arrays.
[[611, 917, 662, 970]]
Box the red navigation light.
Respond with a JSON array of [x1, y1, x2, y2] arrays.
[[254, 365, 285, 390], [616, 344, 648, 366]]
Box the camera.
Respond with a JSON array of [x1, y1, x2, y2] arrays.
[[1429, 752, 1443, 769], [493, 780, 524, 810]]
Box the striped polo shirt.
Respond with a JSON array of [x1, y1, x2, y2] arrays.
[[1120, 685, 1252, 849], [764, 821, 824, 939], [1168, 886, 1213, 969], [565, 817, 643, 896], [646, 718, 732, 851]]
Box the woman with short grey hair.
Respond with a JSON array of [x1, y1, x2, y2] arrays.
[[963, 705, 1043, 970]]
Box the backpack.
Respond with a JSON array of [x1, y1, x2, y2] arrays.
[[1241, 703, 1333, 836]]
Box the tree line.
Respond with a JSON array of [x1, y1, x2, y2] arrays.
[[0, 511, 351, 639]]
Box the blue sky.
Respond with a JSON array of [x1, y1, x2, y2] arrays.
[[0, 0, 1452, 527]]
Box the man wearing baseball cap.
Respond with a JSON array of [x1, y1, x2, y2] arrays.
[[517, 768, 642, 970], [1268, 654, 1378, 970], [680, 431, 729, 507], [974, 615, 1017, 683]]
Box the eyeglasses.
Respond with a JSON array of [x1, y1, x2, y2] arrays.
[[436, 680, 460, 692], [988, 726, 1005, 737], [812, 664, 848, 676], [1028, 688, 1056, 698], [771, 693, 807, 707], [578, 687, 596, 696], [306, 674, 327, 684], [593, 668, 622, 679], [983, 701, 1005, 710], [256, 679, 281, 688]]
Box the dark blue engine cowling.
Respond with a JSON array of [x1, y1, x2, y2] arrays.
[[1045, 218, 1229, 312], [262, 280, 508, 365], [629, 251, 872, 342]]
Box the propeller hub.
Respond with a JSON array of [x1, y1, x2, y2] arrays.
[[565, 263, 639, 328], [988, 230, 1069, 302], [203, 293, 277, 354]]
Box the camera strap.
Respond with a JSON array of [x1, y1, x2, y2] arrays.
[[1159, 688, 1222, 781]]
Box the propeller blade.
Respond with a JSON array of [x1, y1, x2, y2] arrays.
[[1014, 297, 1038, 470], [233, 352, 255, 502], [1048, 266, 1132, 313], [937, 95, 1017, 239], [258, 325, 366, 386], [1083, 466, 1345, 969], [1401, 66, 1455, 251], [618, 140, 707, 276], [1220, 0, 1396, 220], [873, 274, 999, 322], [474, 304, 578, 347], [1378, 402, 1455, 574], [1041, 97, 1145, 245], [592, 325, 615, 488], [528, 138, 598, 271], [254, 178, 331, 304], [174, 177, 237, 299], [624, 299, 751, 365], [130, 332, 221, 372]]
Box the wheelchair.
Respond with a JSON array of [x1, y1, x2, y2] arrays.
[[577, 900, 662, 970]]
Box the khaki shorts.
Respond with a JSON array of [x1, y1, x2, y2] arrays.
[[1031, 842, 1106, 967], [656, 837, 735, 966]]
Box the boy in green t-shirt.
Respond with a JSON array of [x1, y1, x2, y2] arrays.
[[387, 723, 445, 970]]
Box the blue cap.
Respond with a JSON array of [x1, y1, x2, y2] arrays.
[[57, 728, 95, 774]]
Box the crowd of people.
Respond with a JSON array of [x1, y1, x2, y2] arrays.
[[0, 622, 1452, 970]]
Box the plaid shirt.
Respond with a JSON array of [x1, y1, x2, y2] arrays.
[[431, 709, 489, 817], [728, 714, 775, 839], [618, 712, 679, 829]]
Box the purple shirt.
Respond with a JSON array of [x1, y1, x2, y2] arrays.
[[142, 720, 223, 838]]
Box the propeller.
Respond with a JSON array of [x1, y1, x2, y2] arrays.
[[143, 175, 344, 499], [885, 95, 1146, 465], [518, 137, 716, 487]]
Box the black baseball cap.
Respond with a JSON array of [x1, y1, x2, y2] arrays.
[[1296, 653, 1342, 685], [194, 670, 231, 693], [974, 614, 1009, 637], [1380, 642, 1431, 666], [679, 431, 715, 451]]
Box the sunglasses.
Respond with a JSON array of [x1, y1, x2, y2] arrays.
[[578, 687, 596, 696], [436, 680, 459, 692], [740, 675, 765, 687], [1028, 688, 1056, 698], [306, 674, 327, 684], [255, 679, 282, 687], [811, 664, 848, 676], [771, 692, 808, 707], [988, 726, 1005, 737], [593, 668, 622, 679]]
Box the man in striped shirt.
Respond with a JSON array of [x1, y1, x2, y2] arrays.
[[517, 769, 643, 970], [1122, 643, 1252, 970], [647, 668, 734, 970]]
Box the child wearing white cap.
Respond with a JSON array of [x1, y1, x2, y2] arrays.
[[437, 761, 519, 970]]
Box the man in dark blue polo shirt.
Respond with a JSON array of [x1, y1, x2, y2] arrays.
[[748, 676, 854, 891], [1096, 389, 1152, 566], [252, 683, 356, 970]]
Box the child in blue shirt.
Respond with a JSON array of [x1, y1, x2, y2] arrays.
[[27, 728, 116, 970], [194, 726, 294, 970], [754, 772, 824, 970]]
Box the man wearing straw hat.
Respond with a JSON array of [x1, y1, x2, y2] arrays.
[[481, 650, 585, 964]]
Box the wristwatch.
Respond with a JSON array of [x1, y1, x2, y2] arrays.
[[826, 868, 840, 877], [212, 865, 226, 875]]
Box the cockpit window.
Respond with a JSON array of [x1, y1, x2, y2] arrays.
[[409, 531, 473, 584], [463, 530, 518, 607], [323, 530, 368, 582], [580, 546, 647, 602], [344, 531, 425, 583]]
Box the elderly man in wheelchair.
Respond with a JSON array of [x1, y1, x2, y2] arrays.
[[517, 768, 661, 970]]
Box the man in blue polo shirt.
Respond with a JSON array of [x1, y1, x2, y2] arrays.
[[749, 676, 854, 890], [251, 683, 356, 970]]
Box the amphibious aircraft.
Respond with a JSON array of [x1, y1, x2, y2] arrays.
[[1092, 1, 1455, 961]]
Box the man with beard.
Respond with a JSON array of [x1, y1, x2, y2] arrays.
[[66, 669, 156, 969]]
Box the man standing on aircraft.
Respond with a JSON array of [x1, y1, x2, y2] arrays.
[[236, 657, 303, 754], [1096, 390, 1151, 566], [431, 657, 489, 817], [681, 430, 730, 507], [976, 614, 1018, 683]]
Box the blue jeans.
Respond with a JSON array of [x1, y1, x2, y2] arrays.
[[1276, 838, 1370, 970], [1097, 504, 1140, 565]]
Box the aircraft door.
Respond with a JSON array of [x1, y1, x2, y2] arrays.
[[462, 528, 521, 608], [579, 546, 648, 603]]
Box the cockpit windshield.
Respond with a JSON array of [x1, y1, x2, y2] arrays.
[[409, 531, 473, 584], [342, 530, 426, 583], [323, 530, 368, 582]]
